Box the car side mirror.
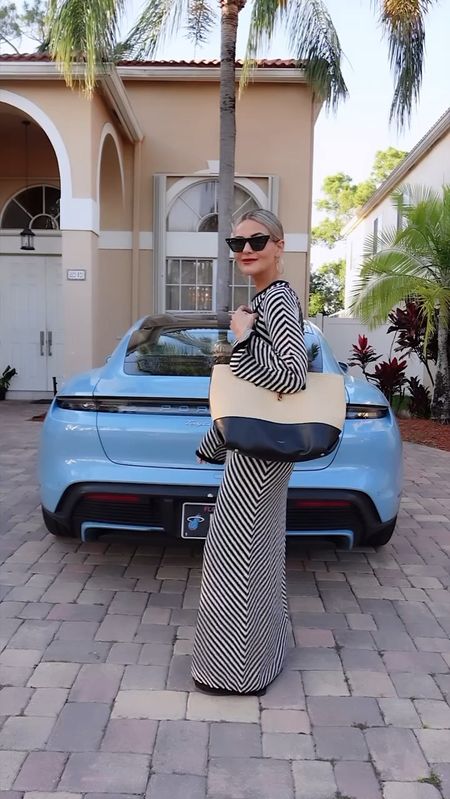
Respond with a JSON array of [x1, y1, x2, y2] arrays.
[[338, 361, 349, 373]]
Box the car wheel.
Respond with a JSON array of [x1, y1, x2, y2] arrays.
[[369, 517, 397, 548]]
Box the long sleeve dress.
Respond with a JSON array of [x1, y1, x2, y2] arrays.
[[191, 279, 309, 693]]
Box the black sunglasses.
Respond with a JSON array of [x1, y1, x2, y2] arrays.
[[226, 234, 274, 253]]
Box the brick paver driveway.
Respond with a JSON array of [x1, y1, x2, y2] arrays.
[[2, 401, 450, 799]]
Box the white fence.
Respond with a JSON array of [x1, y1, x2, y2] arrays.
[[309, 314, 429, 386]]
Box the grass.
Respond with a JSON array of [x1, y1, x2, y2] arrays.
[[418, 771, 442, 789]]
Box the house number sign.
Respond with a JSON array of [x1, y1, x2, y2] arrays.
[[67, 270, 86, 280]]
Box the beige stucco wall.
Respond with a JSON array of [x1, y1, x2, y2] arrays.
[[99, 136, 127, 229], [96, 249, 133, 363], [238, 82, 313, 305], [125, 79, 314, 233], [62, 230, 98, 373], [235, 82, 314, 231], [0, 69, 316, 386]]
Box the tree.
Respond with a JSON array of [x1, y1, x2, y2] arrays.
[[312, 147, 408, 247], [351, 184, 450, 423], [0, 0, 46, 52], [308, 259, 344, 316], [371, 146, 408, 184]]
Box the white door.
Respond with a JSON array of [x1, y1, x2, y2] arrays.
[[44, 257, 64, 393], [0, 255, 63, 392]]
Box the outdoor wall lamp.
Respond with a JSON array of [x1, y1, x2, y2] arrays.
[[20, 226, 35, 251]]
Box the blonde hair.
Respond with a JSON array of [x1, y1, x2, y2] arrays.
[[234, 209, 284, 241]]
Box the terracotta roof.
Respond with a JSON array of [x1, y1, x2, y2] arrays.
[[0, 52, 52, 61], [118, 58, 299, 68], [0, 53, 300, 68]]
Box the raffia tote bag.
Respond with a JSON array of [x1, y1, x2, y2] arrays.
[[209, 364, 346, 462]]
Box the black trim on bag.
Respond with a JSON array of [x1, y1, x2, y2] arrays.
[[215, 418, 341, 462]]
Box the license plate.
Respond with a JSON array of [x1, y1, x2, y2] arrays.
[[181, 502, 215, 539]]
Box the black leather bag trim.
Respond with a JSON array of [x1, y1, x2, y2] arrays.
[[215, 417, 341, 462]]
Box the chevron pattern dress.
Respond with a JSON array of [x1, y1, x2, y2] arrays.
[[192, 280, 309, 694]]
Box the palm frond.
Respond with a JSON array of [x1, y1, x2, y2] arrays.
[[120, 0, 185, 60], [362, 223, 399, 259], [242, 0, 348, 111], [48, 0, 124, 93], [185, 0, 217, 46], [239, 0, 279, 88], [352, 182, 450, 328], [351, 252, 448, 327], [372, 0, 438, 128], [392, 182, 441, 214]]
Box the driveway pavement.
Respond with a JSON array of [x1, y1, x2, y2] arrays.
[[2, 400, 450, 799]]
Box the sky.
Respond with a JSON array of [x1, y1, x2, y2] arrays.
[[122, 0, 449, 268]]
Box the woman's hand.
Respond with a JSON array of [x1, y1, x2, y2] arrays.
[[231, 306, 257, 340]]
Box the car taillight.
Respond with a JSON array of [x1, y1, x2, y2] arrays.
[[293, 500, 351, 508], [55, 397, 209, 413], [346, 404, 388, 420], [84, 493, 141, 503], [56, 397, 97, 411]]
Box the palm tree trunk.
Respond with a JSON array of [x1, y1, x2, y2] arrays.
[[431, 303, 450, 423], [216, 0, 242, 312]]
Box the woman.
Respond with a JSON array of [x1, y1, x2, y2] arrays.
[[192, 209, 308, 696]]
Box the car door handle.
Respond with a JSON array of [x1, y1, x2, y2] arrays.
[[40, 331, 45, 356], [47, 330, 53, 357]]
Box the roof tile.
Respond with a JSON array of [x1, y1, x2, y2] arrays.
[[0, 53, 299, 68]]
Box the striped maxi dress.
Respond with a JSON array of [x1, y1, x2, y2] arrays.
[[192, 280, 309, 694]]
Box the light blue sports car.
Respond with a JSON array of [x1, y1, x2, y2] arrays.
[[38, 313, 403, 548]]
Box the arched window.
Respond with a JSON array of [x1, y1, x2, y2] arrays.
[[1, 185, 60, 230], [165, 179, 259, 312], [167, 180, 258, 232]]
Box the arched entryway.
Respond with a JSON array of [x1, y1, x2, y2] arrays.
[[0, 107, 63, 395]]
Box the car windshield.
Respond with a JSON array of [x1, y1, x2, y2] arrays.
[[124, 319, 322, 376]]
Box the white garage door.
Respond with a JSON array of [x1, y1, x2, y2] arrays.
[[0, 255, 64, 393]]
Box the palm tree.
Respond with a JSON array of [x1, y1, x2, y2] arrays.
[[351, 184, 450, 423], [46, 0, 437, 310]]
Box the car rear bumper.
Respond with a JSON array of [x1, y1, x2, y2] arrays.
[[42, 481, 395, 547]]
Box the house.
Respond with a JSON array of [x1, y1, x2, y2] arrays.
[[0, 55, 320, 397], [344, 107, 450, 310], [311, 109, 450, 384]]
